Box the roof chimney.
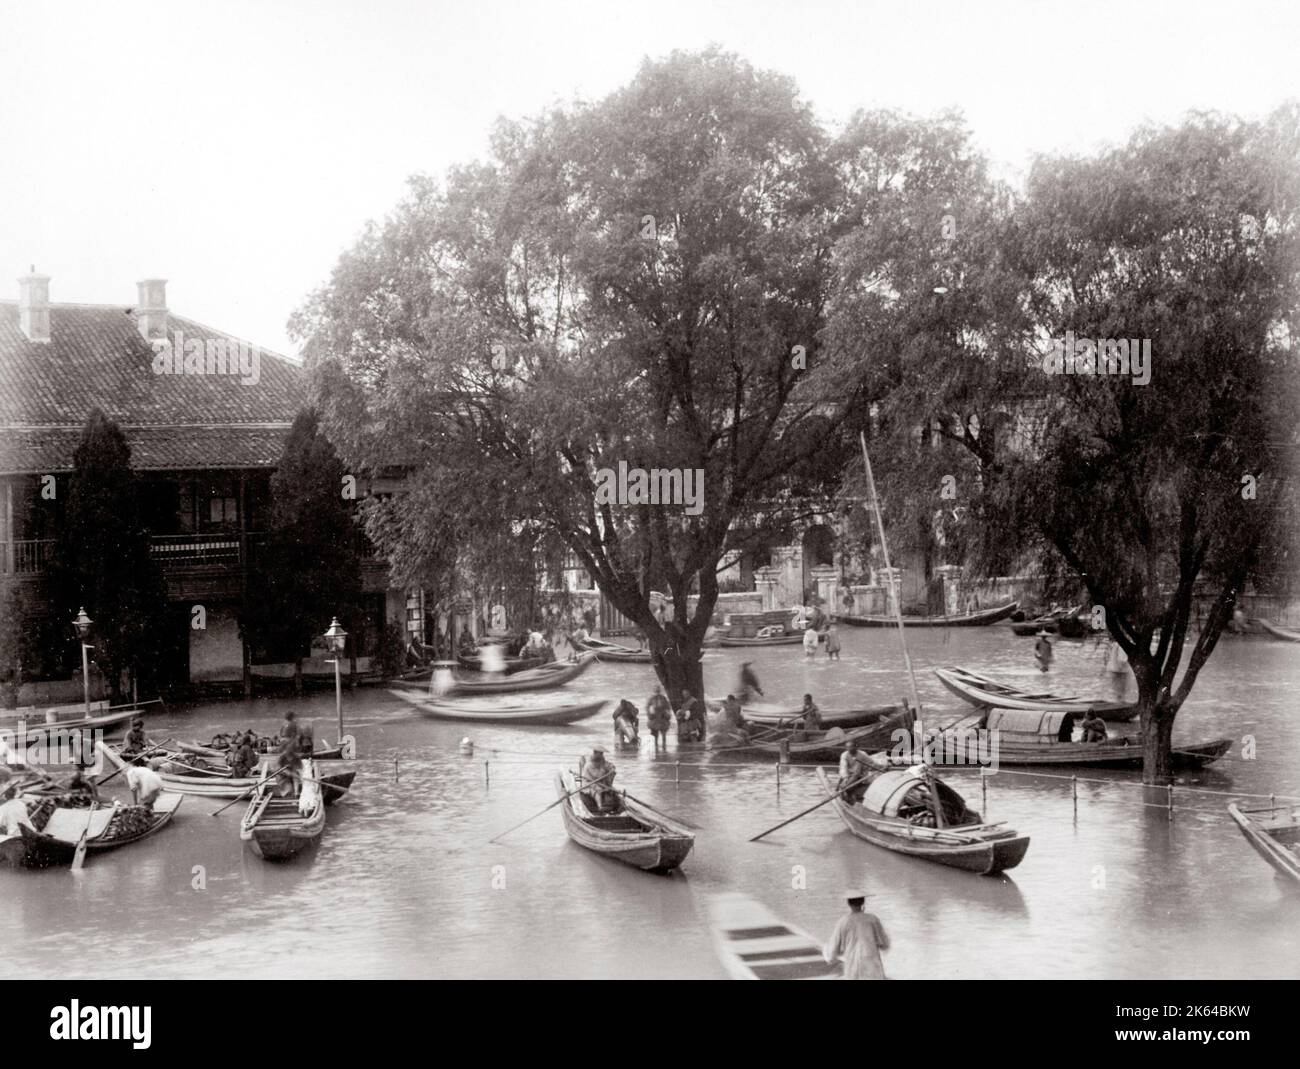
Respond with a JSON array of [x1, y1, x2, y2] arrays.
[[135, 278, 168, 341], [18, 267, 51, 343]]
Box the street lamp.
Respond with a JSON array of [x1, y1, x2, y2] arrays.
[[324, 617, 348, 744], [72, 607, 93, 717]]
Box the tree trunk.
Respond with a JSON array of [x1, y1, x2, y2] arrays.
[[1141, 704, 1175, 785], [653, 636, 705, 709], [293, 658, 303, 696]]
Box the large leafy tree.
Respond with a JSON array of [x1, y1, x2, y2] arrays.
[[241, 410, 365, 691], [295, 50, 861, 702], [833, 109, 1300, 781], [49, 409, 168, 703]]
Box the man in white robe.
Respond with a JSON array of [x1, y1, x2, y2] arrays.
[[823, 891, 889, 980]]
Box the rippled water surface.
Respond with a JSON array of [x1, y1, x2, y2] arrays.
[[4, 627, 1298, 979]]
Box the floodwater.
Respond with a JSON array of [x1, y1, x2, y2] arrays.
[[3, 626, 1298, 979]]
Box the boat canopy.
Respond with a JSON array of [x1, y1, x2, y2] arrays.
[[862, 770, 926, 817], [986, 708, 1076, 738]]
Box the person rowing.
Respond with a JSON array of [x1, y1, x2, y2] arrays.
[[120, 717, 150, 761], [583, 747, 618, 811], [837, 739, 875, 804], [798, 694, 822, 733]]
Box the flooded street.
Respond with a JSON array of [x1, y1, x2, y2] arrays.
[[4, 627, 1298, 979]]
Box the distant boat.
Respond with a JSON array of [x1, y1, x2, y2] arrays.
[[1228, 802, 1300, 886], [726, 708, 911, 763], [834, 600, 1019, 628], [718, 631, 804, 647], [554, 771, 693, 873], [455, 650, 547, 673], [393, 653, 597, 696], [389, 689, 606, 725], [934, 666, 1138, 722], [929, 708, 1230, 769], [816, 766, 1029, 875], [2, 704, 139, 745], [1258, 621, 1300, 643], [572, 637, 654, 663], [707, 892, 840, 980]]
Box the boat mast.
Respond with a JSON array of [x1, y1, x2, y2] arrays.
[[858, 432, 945, 826]]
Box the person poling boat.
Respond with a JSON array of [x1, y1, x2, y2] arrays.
[[823, 890, 890, 981], [837, 739, 874, 804], [647, 686, 672, 750], [582, 748, 618, 811]]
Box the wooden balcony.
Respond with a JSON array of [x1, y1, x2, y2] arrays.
[[2, 539, 54, 576]]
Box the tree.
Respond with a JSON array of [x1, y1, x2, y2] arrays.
[[49, 409, 168, 703], [833, 108, 1300, 782], [0, 578, 26, 708], [242, 410, 364, 692], [295, 49, 862, 703]]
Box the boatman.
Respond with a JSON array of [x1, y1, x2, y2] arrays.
[[0, 784, 34, 836], [126, 759, 165, 810], [823, 891, 890, 980], [584, 747, 617, 810], [279, 710, 301, 752], [838, 739, 874, 804], [1080, 709, 1108, 744], [230, 733, 258, 778], [63, 764, 101, 806], [798, 694, 822, 733], [120, 717, 150, 761]]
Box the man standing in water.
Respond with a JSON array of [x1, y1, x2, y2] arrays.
[[738, 662, 763, 703], [823, 891, 890, 980], [1034, 630, 1054, 673]]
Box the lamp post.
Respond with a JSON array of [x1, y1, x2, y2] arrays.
[[72, 607, 93, 717], [324, 617, 348, 744]]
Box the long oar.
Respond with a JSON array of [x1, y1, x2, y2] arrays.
[[210, 767, 288, 816], [620, 791, 701, 831], [488, 771, 612, 843], [749, 774, 865, 842], [95, 740, 173, 788], [70, 802, 98, 872]]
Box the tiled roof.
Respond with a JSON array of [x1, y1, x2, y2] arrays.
[[0, 300, 305, 473]]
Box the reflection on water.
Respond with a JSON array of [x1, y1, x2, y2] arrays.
[[3, 627, 1298, 978]]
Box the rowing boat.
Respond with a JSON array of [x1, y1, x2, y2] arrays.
[[717, 632, 804, 647], [388, 689, 606, 725], [1258, 620, 1300, 643], [7, 792, 183, 868], [816, 766, 1029, 875], [707, 892, 840, 980], [554, 771, 693, 873], [834, 599, 1018, 628], [728, 707, 911, 762], [177, 738, 345, 761], [239, 758, 326, 860], [1227, 802, 1300, 885], [573, 637, 654, 663], [934, 665, 1138, 722], [2, 705, 139, 745], [930, 708, 1231, 769], [397, 653, 598, 696], [727, 701, 904, 730], [101, 744, 355, 802]]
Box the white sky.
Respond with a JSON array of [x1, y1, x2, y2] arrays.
[[1, 0, 1296, 356]]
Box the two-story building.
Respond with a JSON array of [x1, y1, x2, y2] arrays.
[[0, 271, 395, 702]]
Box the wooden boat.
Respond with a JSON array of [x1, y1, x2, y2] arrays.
[[934, 665, 1138, 722], [101, 744, 354, 802], [455, 649, 546, 673], [1008, 606, 1080, 636], [573, 637, 654, 663], [834, 599, 1018, 628], [7, 792, 183, 868], [395, 653, 597, 696], [177, 738, 345, 762], [718, 631, 805, 647], [816, 766, 1029, 875], [729, 707, 911, 762], [707, 892, 840, 980], [388, 689, 606, 725], [1227, 802, 1300, 885], [3, 705, 139, 745], [728, 701, 904, 730], [1258, 620, 1300, 643], [239, 758, 326, 860], [554, 771, 693, 873], [931, 708, 1231, 769]]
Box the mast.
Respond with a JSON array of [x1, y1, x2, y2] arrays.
[[858, 432, 945, 827]]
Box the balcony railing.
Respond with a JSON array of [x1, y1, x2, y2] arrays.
[[2, 539, 54, 576], [149, 534, 242, 567]]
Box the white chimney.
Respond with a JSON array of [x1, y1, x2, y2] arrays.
[[135, 278, 168, 341], [18, 268, 51, 343]]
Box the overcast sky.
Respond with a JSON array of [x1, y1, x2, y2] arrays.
[[1, 0, 1296, 357]]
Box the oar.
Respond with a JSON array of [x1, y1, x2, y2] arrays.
[[210, 767, 288, 816], [620, 791, 701, 831], [488, 771, 612, 843], [71, 802, 98, 872], [95, 740, 173, 787], [748, 774, 866, 842]]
